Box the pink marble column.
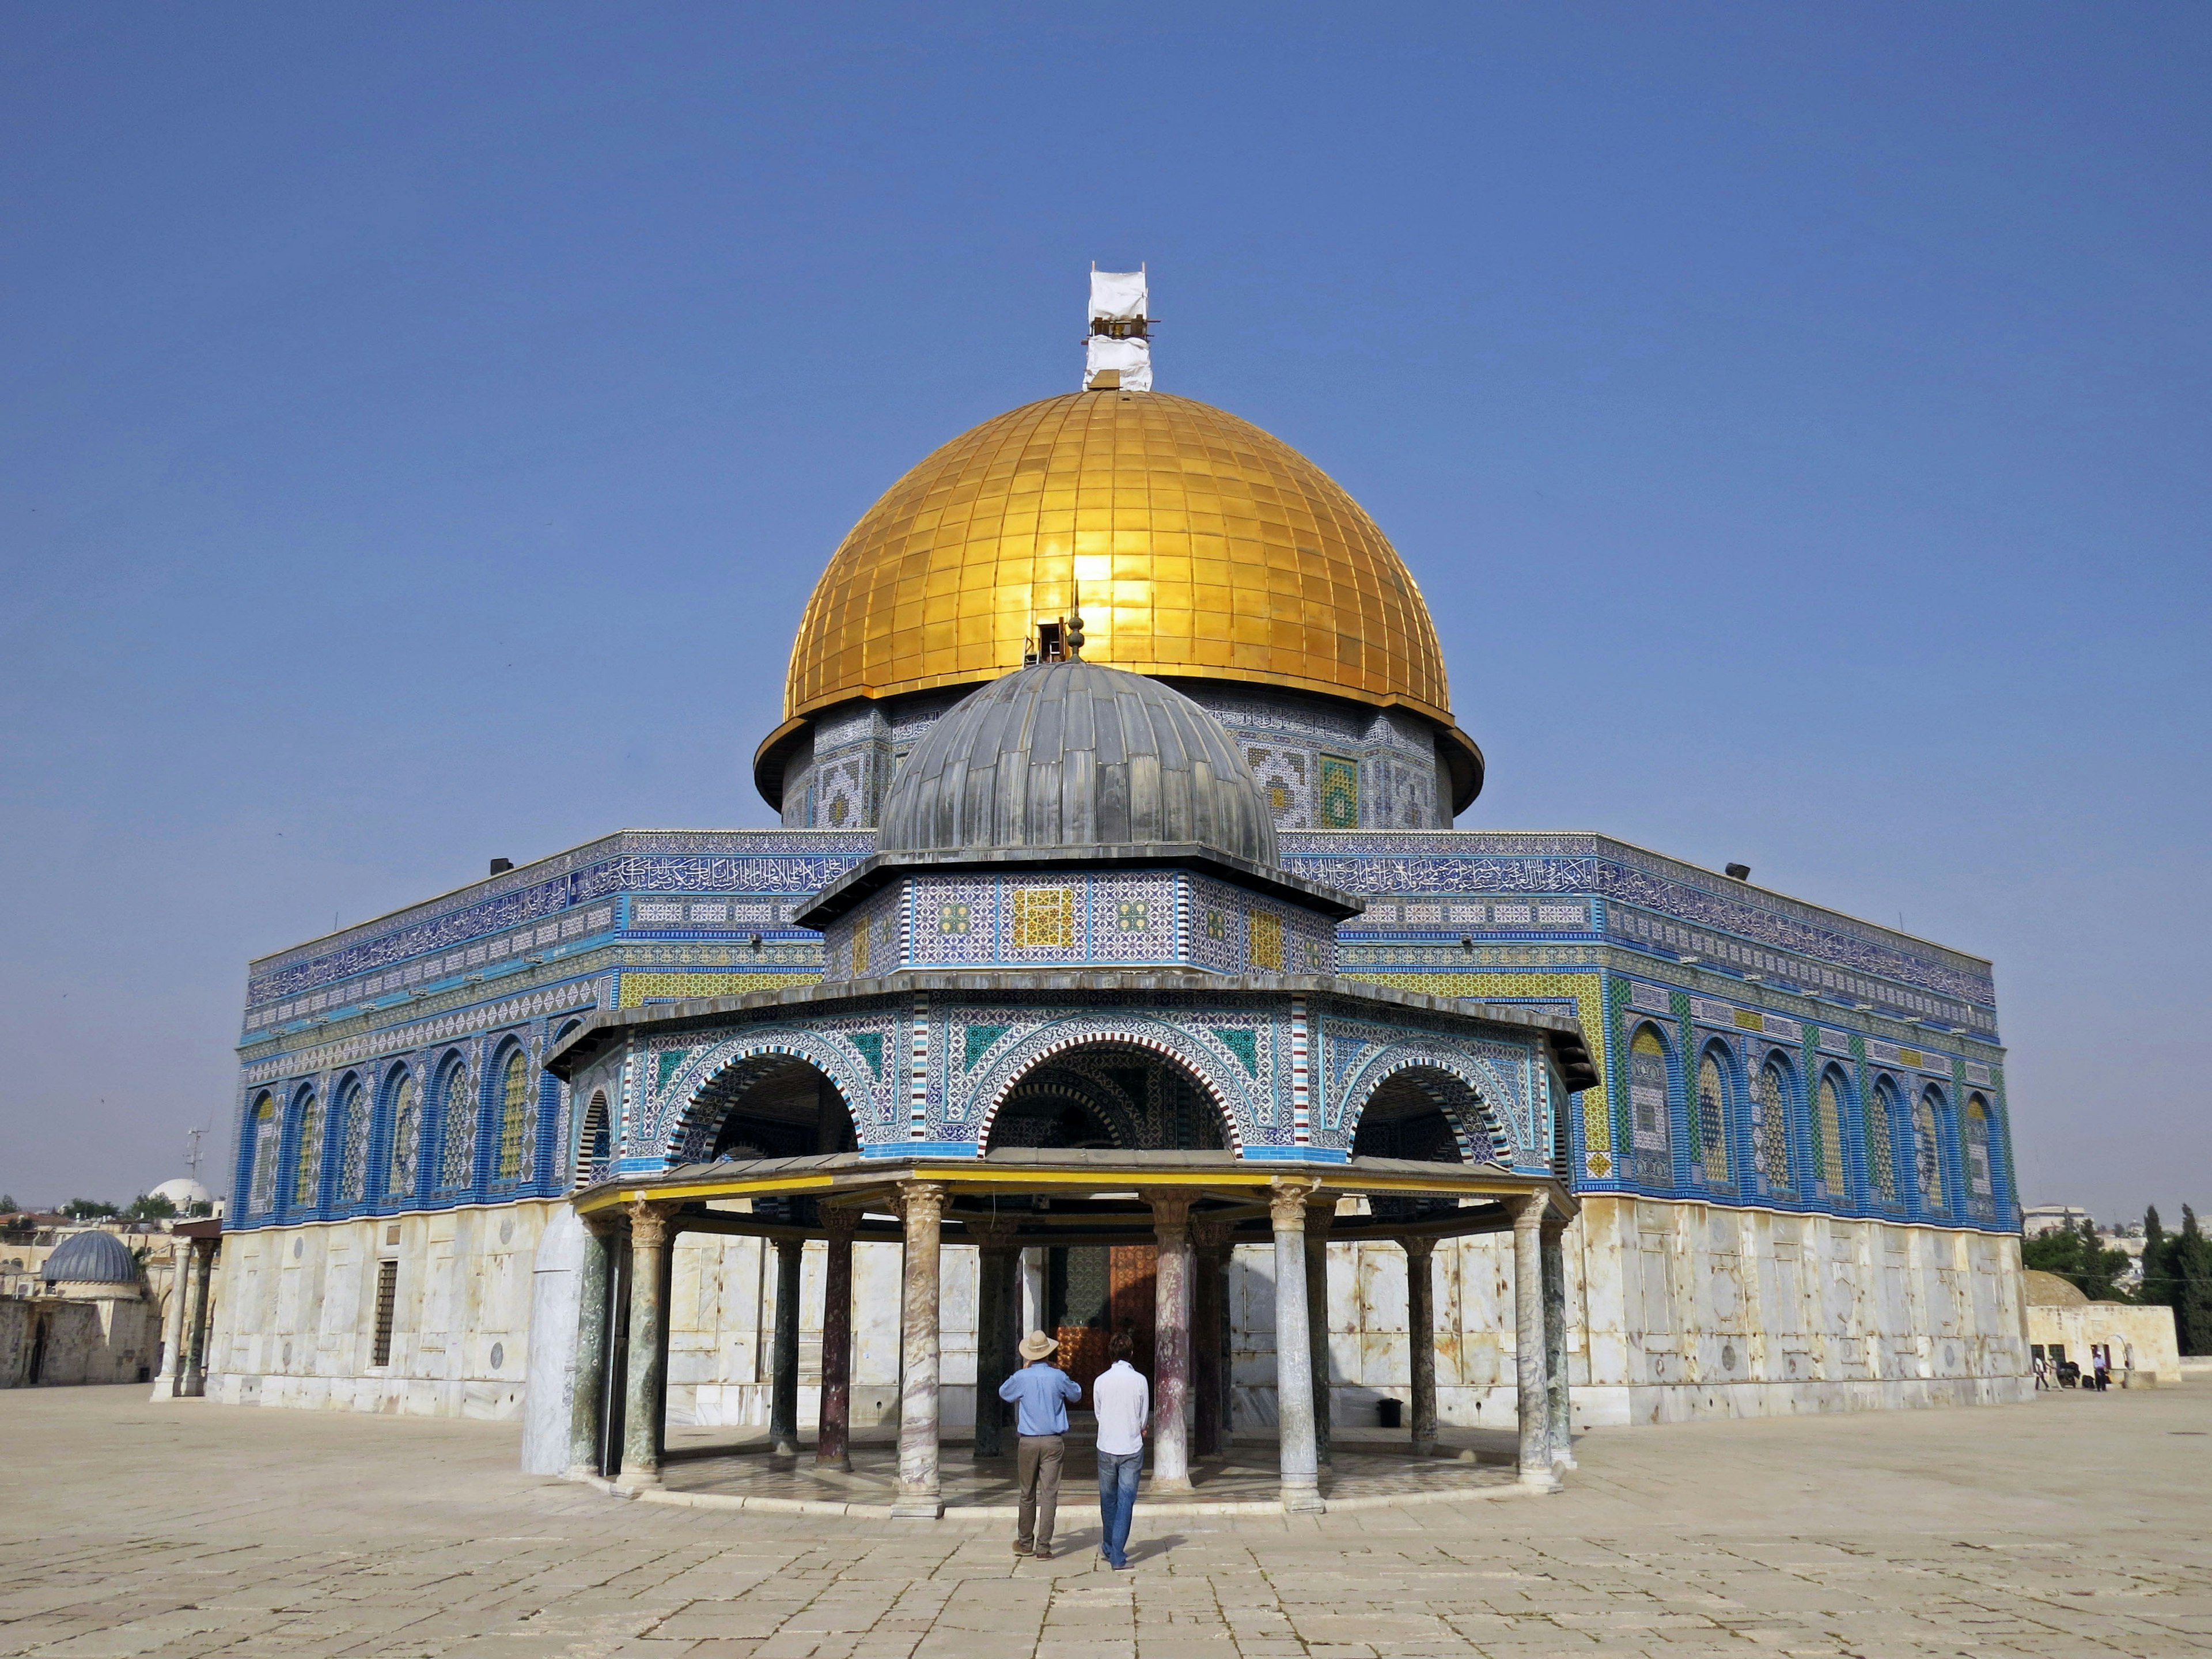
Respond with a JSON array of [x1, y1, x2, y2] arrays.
[[816, 1206, 855, 1471], [1191, 1213, 1233, 1459], [1146, 1191, 1195, 1494], [892, 1181, 945, 1520]]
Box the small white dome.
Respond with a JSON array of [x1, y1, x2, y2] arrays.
[[149, 1177, 213, 1207]]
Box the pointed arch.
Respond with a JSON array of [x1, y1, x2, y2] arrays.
[[1751, 1051, 1795, 1195], [334, 1071, 370, 1205], [381, 1065, 421, 1200], [1913, 1084, 1950, 1216], [435, 1052, 477, 1191], [971, 1018, 1251, 1157], [1867, 1073, 1903, 1206], [1626, 1022, 1673, 1172], [494, 1040, 531, 1182], [661, 1031, 873, 1164], [247, 1092, 281, 1214], [1338, 1045, 1517, 1166], [290, 1086, 324, 1211], [1693, 1041, 1736, 1187], [575, 1090, 613, 1190], [1963, 1093, 1997, 1218], [1813, 1063, 1852, 1202]]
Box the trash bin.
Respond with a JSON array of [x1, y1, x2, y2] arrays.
[[1377, 1398, 1403, 1429]]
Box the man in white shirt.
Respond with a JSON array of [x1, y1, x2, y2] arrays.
[[1090, 1331, 1149, 1570]]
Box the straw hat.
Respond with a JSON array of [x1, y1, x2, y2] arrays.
[[1018, 1330, 1060, 1362]]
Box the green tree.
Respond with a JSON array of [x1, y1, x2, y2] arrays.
[[124, 1193, 177, 1221], [2146, 1206, 2212, 1356], [59, 1197, 119, 1221], [2022, 1218, 2134, 1301], [0, 1194, 18, 1215]]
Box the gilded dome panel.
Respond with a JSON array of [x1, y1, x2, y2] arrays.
[[785, 392, 1453, 725]]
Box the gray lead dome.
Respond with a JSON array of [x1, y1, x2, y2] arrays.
[[41, 1230, 139, 1285], [877, 659, 1279, 867]]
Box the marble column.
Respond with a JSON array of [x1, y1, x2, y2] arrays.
[[1513, 1195, 1558, 1490], [892, 1181, 945, 1519], [1269, 1185, 1324, 1513], [567, 1219, 616, 1475], [770, 1235, 804, 1456], [614, 1200, 675, 1492], [1541, 1218, 1575, 1471], [1146, 1191, 1195, 1494], [1191, 1213, 1232, 1459], [817, 1206, 855, 1471], [1019, 1247, 1046, 1336], [1305, 1195, 1334, 1467], [181, 1240, 214, 1397], [1402, 1235, 1437, 1456], [156, 1240, 192, 1399], [971, 1217, 1020, 1459]]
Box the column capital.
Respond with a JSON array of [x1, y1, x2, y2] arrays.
[[1268, 1181, 1317, 1232], [1399, 1234, 1437, 1261], [821, 1202, 861, 1242], [579, 1211, 620, 1240], [1540, 1211, 1570, 1241], [1142, 1189, 1193, 1240], [967, 1213, 1022, 1252], [626, 1198, 679, 1248], [1512, 1192, 1548, 1230], [1191, 1213, 1234, 1254], [897, 1180, 945, 1226], [1305, 1192, 1338, 1236]]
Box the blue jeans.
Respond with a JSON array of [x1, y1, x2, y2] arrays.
[[1097, 1449, 1142, 1565]]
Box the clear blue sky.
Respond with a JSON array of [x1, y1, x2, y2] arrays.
[[2, 5, 2205, 1219]]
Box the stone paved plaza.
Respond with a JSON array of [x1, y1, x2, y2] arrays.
[[2, 1385, 2209, 1659]]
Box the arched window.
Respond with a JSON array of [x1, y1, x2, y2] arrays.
[[386, 1071, 420, 1197], [574, 1090, 612, 1191], [1752, 1058, 1792, 1193], [1965, 1093, 1995, 1207], [438, 1060, 476, 1189], [496, 1047, 530, 1181], [1914, 1086, 1948, 1213], [1695, 1048, 1731, 1185], [336, 1075, 370, 1204], [1628, 1025, 1672, 1171], [1867, 1077, 1900, 1205], [1815, 1069, 1849, 1199], [291, 1090, 324, 1209], [248, 1093, 280, 1213]]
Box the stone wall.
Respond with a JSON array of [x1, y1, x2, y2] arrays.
[[2029, 1301, 2179, 1385], [0, 1295, 162, 1387], [207, 1198, 2029, 1429]]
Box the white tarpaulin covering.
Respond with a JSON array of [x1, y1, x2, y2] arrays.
[[1089, 268, 1147, 321], [1085, 332, 1152, 392]]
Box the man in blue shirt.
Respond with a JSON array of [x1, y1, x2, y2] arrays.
[[999, 1330, 1082, 1559]]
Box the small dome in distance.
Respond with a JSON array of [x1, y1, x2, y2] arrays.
[[149, 1177, 213, 1209], [877, 658, 1278, 868], [42, 1230, 140, 1285]]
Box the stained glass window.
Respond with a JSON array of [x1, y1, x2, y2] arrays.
[[497, 1048, 530, 1181], [248, 1094, 279, 1213], [338, 1078, 370, 1204], [1816, 1071, 1848, 1196], [1965, 1095, 1994, 1199], [1914, 1089, 1947, 1213], [1753, 1060, 1791, 1192], [1628, 1026, 1669, 1154], [287, 1092, 322, 1209], [438, 1062, 476, 1189], [1867, 1079, 1899, 1204], [387, 1072, 419, 1197], [1696, 1051, 1730, 1185]]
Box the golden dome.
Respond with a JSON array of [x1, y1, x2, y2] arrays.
[[784, 391, 1456, 726]]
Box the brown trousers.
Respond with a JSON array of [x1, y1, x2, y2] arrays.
[[1015, 1433, 1065, 1549]]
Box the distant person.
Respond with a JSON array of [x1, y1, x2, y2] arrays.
[[1092, 1331, 1150, 1571], [2094, 1354, 2111, 1392], [999, 1330, 1081, 1560], [2033, 1354, 2050, 1391]]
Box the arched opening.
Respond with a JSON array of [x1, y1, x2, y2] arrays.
[[1914, 1086, 1949, 1214], [290, 1089, 323, 1211], [575, 1090, 613, 1190], [436, 1058, 476, 1191], [1626, 1022, 1673, 1180], [1815, 1066, 1851, 1200], [1752, 1056, 1793, 1195], [698, 1058, 858, 1162], [335, 1074, 370, 1205], [383, 1069, 420, 1200], [1350, 1067, 1492, 1164], [1964, 1094, 1997, 1215], [985, 1041, 1229, 1154], [1868, 1076, 1902, 1205], [495, 1044, 531, 1182], [1694, 1046, 1733, 1187], [247, 1093, 279, 1214]]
